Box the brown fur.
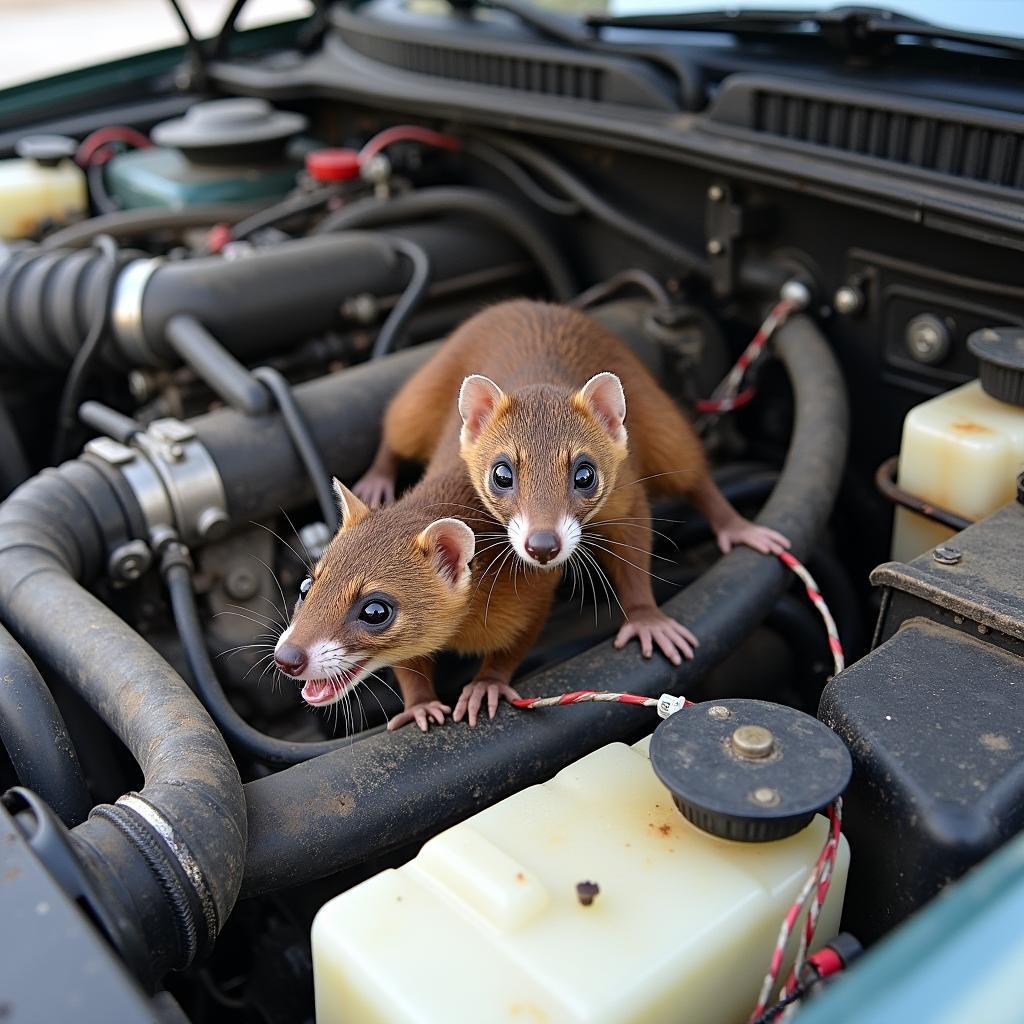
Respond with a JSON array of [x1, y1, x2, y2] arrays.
[[285, 407, 558, 719]]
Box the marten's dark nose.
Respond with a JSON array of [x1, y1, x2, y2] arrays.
[[525, 531, 561, 565], [275, 643, 307, 677]]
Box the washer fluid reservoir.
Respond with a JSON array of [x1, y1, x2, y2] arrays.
[[311, 700, 851, 1024], [892, 327, 1024, 562], [0, 135, 86, 239]]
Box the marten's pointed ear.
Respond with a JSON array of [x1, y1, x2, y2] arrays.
[[417, 517, 476, 587], [333, 478, 370, 531], [575, 372, 627, 443], [459, 375, 505, 443]]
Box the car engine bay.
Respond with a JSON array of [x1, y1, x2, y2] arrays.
[[1, 3, 1023, 1022]]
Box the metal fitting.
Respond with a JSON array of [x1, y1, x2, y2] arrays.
[[833, 284, 864, 317], [107, 540, 153, 584], [781, 279, 812, 310], [706, 238, 724, 256], [933, 544, 962, 565], [707, 184, 725, 202], [86, 418, 230, 551], [731, 724, 775, 759], [299, 521, 333, 562], [905, 314, 951, 366], [110, 258, 161, 361]]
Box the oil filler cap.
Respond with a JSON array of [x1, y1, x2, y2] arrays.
[[649, 699, 852, 842], [968, 327, 1024, 407]]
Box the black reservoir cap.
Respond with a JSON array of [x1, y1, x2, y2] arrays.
[[649, 698, 852, 842], [968, 327, 1024, 407]]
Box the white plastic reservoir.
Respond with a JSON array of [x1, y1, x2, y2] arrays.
[[892, 379, 1024, 562], [312, 737, 849, 1024], [0, 144, 86, 240]]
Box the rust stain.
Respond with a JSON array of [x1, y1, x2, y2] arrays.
[[981, 733, 1011, 752], [648, 822, 673, 837], [509, 1003, 549, 1022], [515, 872, 526, 884], [951, 420, 994, 435]]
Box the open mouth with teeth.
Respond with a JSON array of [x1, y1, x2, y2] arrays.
[[300, 660, 368, 706]]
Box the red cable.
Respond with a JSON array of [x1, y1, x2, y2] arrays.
[[77, 126, 152, 167], [358, 125, 461, 166]]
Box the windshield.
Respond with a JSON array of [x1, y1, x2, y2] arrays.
[[539, 0, 1024, 40], [1, 0, 312, 91]]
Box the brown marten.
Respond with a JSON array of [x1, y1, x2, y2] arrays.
[[273, 460, 560, 730], [355, 299, 789, 679]]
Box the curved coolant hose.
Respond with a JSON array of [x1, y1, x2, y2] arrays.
[[0, 622, 91, 827], [163, 549, 350, 766], [0, 462, 246, 985], [314, 186, 576, 300]]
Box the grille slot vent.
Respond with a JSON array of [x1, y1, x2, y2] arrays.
[[750, 90, 1024, 189], [338, 27, 606, 101]]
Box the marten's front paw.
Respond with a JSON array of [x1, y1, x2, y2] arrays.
[[353, 471, 396, 508], [453, 678, 521, 727], [387, 700, 451, 732], [716, 517, 791, 556], [614, 607, 698, 666]]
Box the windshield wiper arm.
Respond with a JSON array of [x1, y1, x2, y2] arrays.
[[586, 5, 1024, 57]]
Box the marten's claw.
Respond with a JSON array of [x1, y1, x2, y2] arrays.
[[453, 679, 521, 727], [353, 472, 396, 508], [387, 700, 451, 732], [716, 517, 791, 557], [615, 608, 698, 666]]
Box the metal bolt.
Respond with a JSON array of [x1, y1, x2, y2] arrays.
[[752, 787, 780, 807], [731, 724, 775, 759], [781, 279, 812, 310], [905, 313, 951, 366], [299, 521, 333, 562], [707, 184, 724, 202], [225, 567, 258, 601], [706, 239, 724, 256], [933, 544, 962, 565], [197, 507, 230, 542], [108, 540, 152, 583], [833, 285, 864, 316], [707, 705, 732, 721]]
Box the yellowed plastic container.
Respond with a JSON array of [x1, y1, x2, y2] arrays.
[[0, 156, 86, 239], [892, 380, 1024, 562], [312, 738, 849, 1024]]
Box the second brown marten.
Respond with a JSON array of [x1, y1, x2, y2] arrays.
[[356, 299, 789, 684]]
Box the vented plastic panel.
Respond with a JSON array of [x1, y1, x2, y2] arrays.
[[710, 75, 1024, 192], [339, 27, 606, 102]]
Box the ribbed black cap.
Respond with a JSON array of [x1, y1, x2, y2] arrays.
[[649, 699, 852, 843], [968, 327, 1024, 407]]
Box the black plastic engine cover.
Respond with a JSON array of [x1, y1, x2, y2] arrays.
[[820, 618, 1024, 942]]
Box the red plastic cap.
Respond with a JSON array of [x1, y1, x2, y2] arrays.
[[305, 148, 361, 183]]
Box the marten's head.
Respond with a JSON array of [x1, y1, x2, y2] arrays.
[[459, 372, 628, 570], [273, 480, 475, 706]]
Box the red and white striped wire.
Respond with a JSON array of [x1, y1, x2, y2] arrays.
[[778, 551, 845, 677], [695, 295, 799, 416], [749, 799, 843, 1022], [511, 690, 694, 714]]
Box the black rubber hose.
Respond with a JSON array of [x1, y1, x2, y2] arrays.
[[0, 397, 30, 498], [2, 223, 527, 370], [372, 237, 431, 359], [51, 234, 119, 462], [252, 366, 339, 532], [477, 133, 710, 279], [163, 548, 349, 765], [165, 314, 272, 416], [239, 313, 848, 895], [314, 187, 576, 300], [41, 204, 264, 249], [0, 463, 246, 983], [0, 622, 92, 827]]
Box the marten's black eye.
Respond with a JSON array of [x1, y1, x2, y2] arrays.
[[491, 461, 514, 491], [574, 463, 597, 491], [298, 576, 312, 599], [358, 599, 393, 627]]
